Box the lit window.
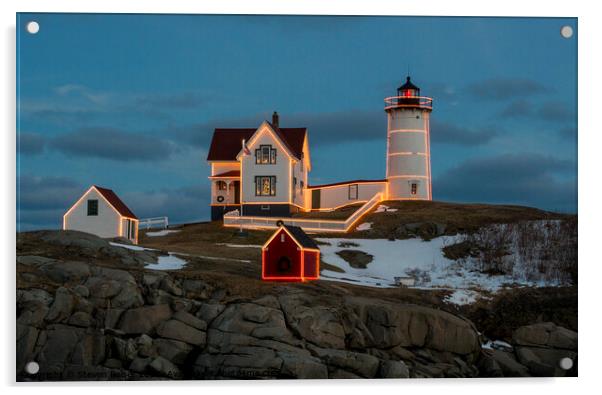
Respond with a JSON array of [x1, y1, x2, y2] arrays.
[[348, 184, 358, 200], [255, 145, 276, 164], [411, 183, 418, 195], [216, 181, 227, 191], [255, 176, 276, 196], [87, 199, 98, 216]]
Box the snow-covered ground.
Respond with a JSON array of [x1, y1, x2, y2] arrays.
[[374, 205, 398, 213], [318, 234, 568, 305], [146, 254, 188, 270], [356, 222, 372, 231], [145, 229, 181, 237]]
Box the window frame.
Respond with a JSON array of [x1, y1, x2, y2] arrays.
[[255, 144, 277, 165], [255, 176, 277, 196], [216, 180, 227, 191], [348, 184, 358, 200], [87, 199, 99, 216], [411, 183, 418, 195]]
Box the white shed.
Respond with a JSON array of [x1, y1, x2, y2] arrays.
[[63, 185, 139, 244]]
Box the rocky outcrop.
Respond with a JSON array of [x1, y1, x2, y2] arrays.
[[477, 322, 578, 377], [16, 230, 575, 380]]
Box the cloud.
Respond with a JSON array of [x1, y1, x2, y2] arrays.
[[500, 100, 575, 122], [50, 127, 177, 162], [558, 126, 577, 140], [122, 184, 211, 225], [468, 78, 550, 101], [134, 92, 206, 110], [18, 132, 47, 155], [55, 84, 109, 105], [17, 174, 83, 212], [430, 121, 499, 146], [434, 153, 577, 212]]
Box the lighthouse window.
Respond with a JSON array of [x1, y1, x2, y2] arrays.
[[255, 145, 276, 164], [411, 183, 418, 195], [348, 184, 358, 200], [255, 176, 277, 196]]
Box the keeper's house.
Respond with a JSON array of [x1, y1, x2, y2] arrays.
[[63, 185, 139, 244], [207, 112, 387, 220]]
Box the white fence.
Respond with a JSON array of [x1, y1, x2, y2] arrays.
[[139, 216, 169, 230], [223, 193, 383, 233]]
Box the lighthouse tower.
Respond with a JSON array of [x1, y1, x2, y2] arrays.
[[384, 76, 433, 200]]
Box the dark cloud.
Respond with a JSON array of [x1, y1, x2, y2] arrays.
[[500, 100, 575, 123], [537, 101, 575, 122], [468, 78, 550, 101], [122, 184, 211, 225], [50, 127, 176, 161], [431, 121, 499, 146], [434, 153, 577, 212], [558, 126, 577, 140], [17, 174, 83, 211], [18, 132, 47, 155]]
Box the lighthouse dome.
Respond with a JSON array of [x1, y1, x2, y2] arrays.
[[397, 76, 420, 97]]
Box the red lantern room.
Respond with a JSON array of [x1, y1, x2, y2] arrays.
[[396, 76, 421, 105], [261, 225, 320, 282]]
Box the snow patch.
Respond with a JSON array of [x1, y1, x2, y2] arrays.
[[109, 242, 153, 251], [374, 205, 398, 213], [145, 230, 181, 237], [145, 254, 188, 271], [444, 289, 479, 305], [356, 222, 372, 231], [217, 243, 263, 249]]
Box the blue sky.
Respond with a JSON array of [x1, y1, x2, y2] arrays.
[[16, 13, 577, 230]]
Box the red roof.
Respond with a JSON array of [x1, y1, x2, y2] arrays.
[[210, 170, 241, 178], [93, 186, 138, 219], [308, 179, 387, 189], [206, 124, 307, 161]]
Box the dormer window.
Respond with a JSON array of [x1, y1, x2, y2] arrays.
[[255, 145, 277, 164]]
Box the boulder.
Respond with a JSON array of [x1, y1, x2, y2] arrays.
[[379, 359, 410, 378], [279, 352, 328, 379], [154, 338, 193, 364], [515, 346, 577, 377], [18, 288, 54, 306], [38, 261, 91, 283], [68, 311, 92, 327], [196, 302, 225, 323], [45, 287, 74, 323], [308, 345, 380, 378], [113, 337, 138, 362], [16, 324, 39, 372], [149, 356, 182, 379], [489, 350, 530, 377], [156, 319, 206, 346], [118, 304, 172, 334], [513, 322, 577, 350], [173, 310, 207, 331], [129, 357, 152, 373]]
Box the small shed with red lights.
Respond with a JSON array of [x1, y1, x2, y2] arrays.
[[261, 225, 320, 281]]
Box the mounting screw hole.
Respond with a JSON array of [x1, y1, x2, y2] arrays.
[[560, 25, 573, 39], [559, 357, 573, 370], [26, 21, 40, 34], [25, 361, 39, 374]]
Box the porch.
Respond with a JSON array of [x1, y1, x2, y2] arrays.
[[209, 171, 241, 206]]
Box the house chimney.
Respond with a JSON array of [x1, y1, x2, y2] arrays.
[[272, 111, 279, 129]]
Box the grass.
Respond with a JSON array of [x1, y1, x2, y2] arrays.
[[291, 203, 364, 220]]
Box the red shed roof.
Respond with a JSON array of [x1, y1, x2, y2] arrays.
[[207, 124, 307, 161], [94, 186, 138, 219]]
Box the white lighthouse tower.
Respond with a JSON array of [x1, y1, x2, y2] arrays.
[[384, 76, 433, 200]]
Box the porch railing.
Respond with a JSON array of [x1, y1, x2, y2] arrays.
[[223, 192, 383, 233]]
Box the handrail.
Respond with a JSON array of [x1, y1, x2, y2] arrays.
[[384, 96, 433, 110], [139, 216, 169, 230], [222, 192, 383, 233]]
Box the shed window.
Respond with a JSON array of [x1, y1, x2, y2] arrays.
[[411, 183, 418, 195], [255, 145, 277, 164], [87, 199, 98, 216], [348, 184, 358, 200]]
